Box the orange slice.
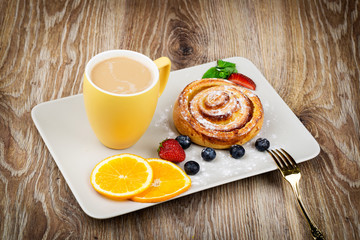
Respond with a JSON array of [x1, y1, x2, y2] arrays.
[[90, 153, 153, 200], [131, 158, 191, 203]]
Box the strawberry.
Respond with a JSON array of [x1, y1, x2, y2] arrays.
[[228, 73, 256, 90], [158, 139, 186, 163]]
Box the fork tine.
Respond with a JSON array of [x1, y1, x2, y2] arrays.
[[267, 150, 284, 170], [274, 149, 298, 171], [272, 149, 290, 169], [280, 148, 297, 166]]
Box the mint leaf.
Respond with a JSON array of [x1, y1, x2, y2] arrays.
[[217, 60, 236, 69], [223, 66, 237, 75], [218, 69, 228, 79], [202, 60, 238, 79], [202, 67, 220, 78]]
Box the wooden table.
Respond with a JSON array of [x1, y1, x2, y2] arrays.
[[1, 0, 359, 239]]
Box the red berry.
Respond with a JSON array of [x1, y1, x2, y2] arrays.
[[157, 139, 186, 163], [228, 73, 256, 90]]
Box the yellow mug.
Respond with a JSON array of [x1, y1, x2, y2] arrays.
[[83, 50, 171, 149]]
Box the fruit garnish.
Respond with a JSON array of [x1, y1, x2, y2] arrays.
[[131, 158, 191, 203], [230, 145, 245, 159], [201, 147, 216, 161], [184, 161, 200, 175], [158, 139, 186, 163], [202, 60, 256, 90], [202, 60, 238, 79], [228, 73, 256, 90], [255, 138, 270, 151], [175, 135, 192, 149], [90, 153, 153, 200]]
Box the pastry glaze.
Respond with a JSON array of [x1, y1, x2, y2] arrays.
[[173, 79, 264, 149]]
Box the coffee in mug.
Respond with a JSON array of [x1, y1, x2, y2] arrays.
[[91, 57, 153, 94], [83, 50, 171, 149]]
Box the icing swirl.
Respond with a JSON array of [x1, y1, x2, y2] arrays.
[[173, 79, 264, 149]]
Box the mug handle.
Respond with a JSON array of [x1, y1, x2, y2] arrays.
[[154, 57, 171, 97]]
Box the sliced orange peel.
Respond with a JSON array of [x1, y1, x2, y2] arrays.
[[131, 158, 191, 203], [90, 153, 153, 200], [90, 154, 191, 203]]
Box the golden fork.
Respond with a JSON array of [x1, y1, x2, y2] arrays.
[[267, 148, 325, 240]]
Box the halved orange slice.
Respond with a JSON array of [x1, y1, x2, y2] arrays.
[[90, 153, 153, 200], [131, 158, 191, 203]]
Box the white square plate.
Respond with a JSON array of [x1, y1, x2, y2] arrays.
[[32, 57, 320, 219]]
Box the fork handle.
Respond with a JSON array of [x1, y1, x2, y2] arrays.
[[290, 183, 325, 239]]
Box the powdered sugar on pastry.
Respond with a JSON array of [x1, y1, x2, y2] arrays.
[[173, 79, 264, 149]]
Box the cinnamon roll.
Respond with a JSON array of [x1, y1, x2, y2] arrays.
[[173, 79, 264, 149]]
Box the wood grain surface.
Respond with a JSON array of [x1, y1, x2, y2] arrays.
[[1, 0, 359, 239]]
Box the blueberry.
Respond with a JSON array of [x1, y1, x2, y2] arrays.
[[255, 138, 270, 151], [175, 135, 192, 149], [230, 145, 245, 159], [201, 147, 216, 161], [184, 161, 200, 175]]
